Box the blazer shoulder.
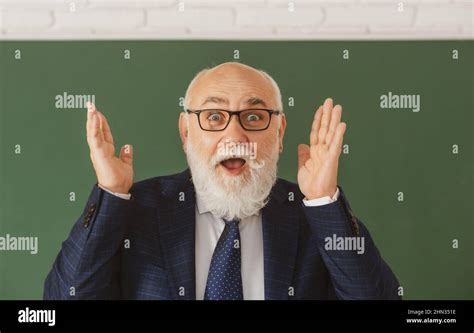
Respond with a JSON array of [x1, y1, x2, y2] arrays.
[[276, 177, 299, 191], [272, 177, 305, 203], [129, 169, 192, 206]]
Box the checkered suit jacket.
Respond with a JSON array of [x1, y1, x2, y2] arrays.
[[44, 169, 400, 300]]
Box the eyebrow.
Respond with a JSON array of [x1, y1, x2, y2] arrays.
[[246, 97, 267, 107], [200, 96, 267, 108], [201, 96, 228, 107]]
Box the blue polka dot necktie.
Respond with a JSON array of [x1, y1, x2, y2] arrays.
[[204, 218, 243, 300]]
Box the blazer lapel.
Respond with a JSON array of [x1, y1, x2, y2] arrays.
[[262, 180, 301, 300], [157, 169, 196, 300]]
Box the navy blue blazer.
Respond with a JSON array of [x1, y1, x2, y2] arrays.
[[44, 169, 400, 300]]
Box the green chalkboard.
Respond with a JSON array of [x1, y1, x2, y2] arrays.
[[0, 41, 472, 299]]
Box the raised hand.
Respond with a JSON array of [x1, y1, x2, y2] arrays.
[[86, 102, 133, 194], [297, 98, 346, 200]]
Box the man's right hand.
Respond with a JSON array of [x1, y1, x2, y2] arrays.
[[86, 102, 133, 194]]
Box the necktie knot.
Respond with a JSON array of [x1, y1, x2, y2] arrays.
[[223, 218, 240, 227]]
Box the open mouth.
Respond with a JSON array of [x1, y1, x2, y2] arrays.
[[219, 158, 246, 174]]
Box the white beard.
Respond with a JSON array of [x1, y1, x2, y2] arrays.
[[185, 135, 280, 221]]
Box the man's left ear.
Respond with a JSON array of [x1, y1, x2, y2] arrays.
[[278, 114, 287, 153]]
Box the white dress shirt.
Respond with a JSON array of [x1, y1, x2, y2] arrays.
[[99, 184, 340, 300]]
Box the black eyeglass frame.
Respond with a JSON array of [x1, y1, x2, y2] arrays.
[[185, 108, 282, 131]]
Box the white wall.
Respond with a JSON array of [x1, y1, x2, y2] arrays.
[[0, 0, 472, 40]]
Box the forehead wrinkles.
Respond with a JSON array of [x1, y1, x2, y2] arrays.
[[197, 83, 275, 106]]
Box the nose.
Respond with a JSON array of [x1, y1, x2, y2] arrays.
[[222, 114, 248, 143]]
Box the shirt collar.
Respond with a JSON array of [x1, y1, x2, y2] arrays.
[[195, 191, 210, 215]]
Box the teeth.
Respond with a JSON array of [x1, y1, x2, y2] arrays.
[[221, 157, 244, 162]]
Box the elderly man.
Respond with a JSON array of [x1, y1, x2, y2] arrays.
[[44, 62, 400, 300]]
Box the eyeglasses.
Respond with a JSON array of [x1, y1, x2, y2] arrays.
[[185, 108, 281, 131]]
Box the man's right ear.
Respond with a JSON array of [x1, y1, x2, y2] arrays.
[[178, 112, 188, 152]]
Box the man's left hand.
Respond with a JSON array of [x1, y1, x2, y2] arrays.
[[297, 98, 347, 200]]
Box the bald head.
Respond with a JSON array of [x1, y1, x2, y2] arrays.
[[184, 62, 283, 113]]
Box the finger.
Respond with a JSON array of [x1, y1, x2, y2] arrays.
[[325, 104, 342, 145], [97, 111, 114, 144], [329, 122, 347, 155], [87, 111, 103, 149], [310, 106, 322, 146], [318, 98, 333, 144], [86, 102, 96, 138], [297, 144, 310, 170], [120, 144, 133, 165]]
